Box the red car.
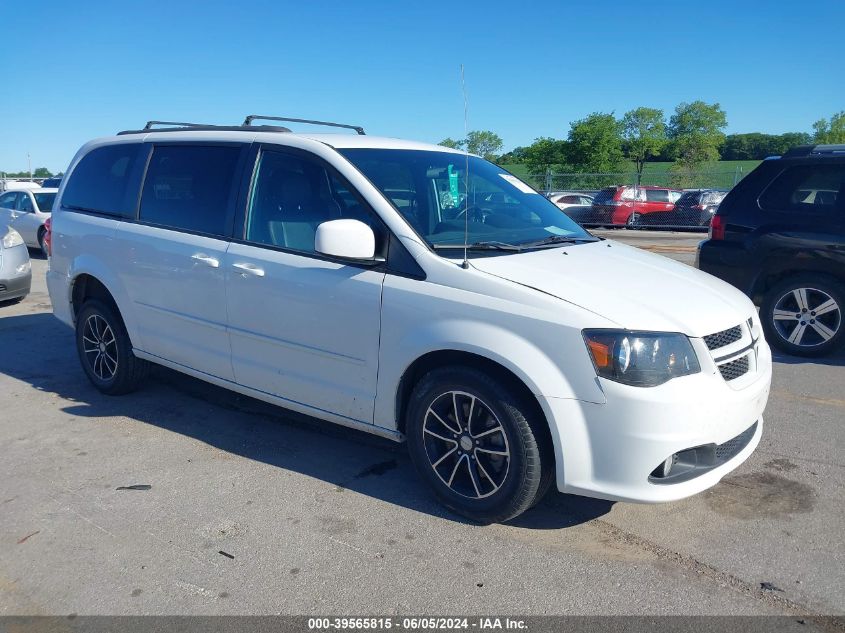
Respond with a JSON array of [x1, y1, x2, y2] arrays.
[[589, 185, 683, 227]]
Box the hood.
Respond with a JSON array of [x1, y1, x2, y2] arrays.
[[468, 240, 754, 337]]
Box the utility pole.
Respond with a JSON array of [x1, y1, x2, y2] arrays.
[[28, 153, 32, 181]]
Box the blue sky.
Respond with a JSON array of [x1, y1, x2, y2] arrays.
[[1, 0, 843, 172]]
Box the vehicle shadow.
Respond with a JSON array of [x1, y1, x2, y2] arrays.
[[0, 311, 613, 529], [772, 350, 845, 367]]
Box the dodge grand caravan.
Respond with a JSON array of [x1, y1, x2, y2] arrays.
[[47, 116, 772, 522]]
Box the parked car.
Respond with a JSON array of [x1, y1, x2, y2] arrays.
[[589, 185, 683, 227], [41, 176, 63, 188], [0, 180, 40, 192], [639, 189, 728, 229], [549, 192, 594, 211], [0, 187, 58, 256], [698, 144, 845, 357], [0, 226, 32, 304], [48, 116, 771, 522], [559, 204, 596, 225]]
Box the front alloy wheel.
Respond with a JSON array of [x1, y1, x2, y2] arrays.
[[423, 391, 510, 500], [406, 367, 552, 523]]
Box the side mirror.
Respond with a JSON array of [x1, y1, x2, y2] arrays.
[[315, 219, 376, 260]]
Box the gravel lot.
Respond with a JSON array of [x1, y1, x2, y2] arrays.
[[1, 237, 843, 618]]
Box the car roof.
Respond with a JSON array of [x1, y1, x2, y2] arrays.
[[33, 188, 58, 193], [108, 129, 466, 156]]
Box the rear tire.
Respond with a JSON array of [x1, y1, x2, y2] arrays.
[[37, 228, 48, 258], [75, 300, 149, 394], [760, 275, 845, 357], [626, 212, 641, 228], [406, 367, 552, 523]]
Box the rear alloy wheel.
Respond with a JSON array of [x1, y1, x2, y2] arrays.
[[761, 275, 845, 357], [76, 300, 150, 394], [406, 367, 552, 523], [626, 212, 641, 228]]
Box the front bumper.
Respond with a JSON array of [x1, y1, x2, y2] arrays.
[[540, 336, 772, 503]]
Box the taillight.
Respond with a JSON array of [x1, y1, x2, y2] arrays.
[[709, 214, 725, 240], [44, 217, 52, 255]]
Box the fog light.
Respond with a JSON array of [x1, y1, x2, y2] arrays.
[[15, 261, 31, 275]]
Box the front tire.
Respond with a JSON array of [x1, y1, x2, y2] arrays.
[[761, 275, 845, 357], [75, 300, 149, 394], [406, 367, 552, 523]]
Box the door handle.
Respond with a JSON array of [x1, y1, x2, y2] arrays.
[[233, 262, 265, 277], [191, 253, 220, 268]]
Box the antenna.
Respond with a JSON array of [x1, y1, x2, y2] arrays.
[[460, 64, 470, 270]]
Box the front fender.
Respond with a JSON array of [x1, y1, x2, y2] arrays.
[[373, 278, 606, 431]]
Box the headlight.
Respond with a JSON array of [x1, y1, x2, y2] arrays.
[[583, 329, 701, 387], [2, 228, 24, 248]]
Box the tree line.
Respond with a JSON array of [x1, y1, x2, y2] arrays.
[[1, 167, 57, 179], [441, 106, 845, 176]]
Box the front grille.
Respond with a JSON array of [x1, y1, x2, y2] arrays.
[[704, 325, 742, 351], [715, 422, 758, 461], [718, 354, 750, 381], [0, 284, 6, 292]]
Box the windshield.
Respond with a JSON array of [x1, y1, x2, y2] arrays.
[[339, 149, 591, 250], [34, 192, 56, 211]]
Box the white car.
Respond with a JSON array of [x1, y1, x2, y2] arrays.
[[549, 191, 594, 210], [47, 117, 771, 522], [0, 187, 58, 256]]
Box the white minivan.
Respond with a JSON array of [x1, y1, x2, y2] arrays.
[[47, 117, 771, 522]]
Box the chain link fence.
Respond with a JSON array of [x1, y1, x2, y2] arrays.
[[521, 169, 746, 231]]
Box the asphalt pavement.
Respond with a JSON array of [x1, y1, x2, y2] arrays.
[[0, 242, 843, 619]]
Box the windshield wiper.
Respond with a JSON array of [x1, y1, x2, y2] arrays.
[[520, 235, 598, 248], [432, 240, 522, 252]]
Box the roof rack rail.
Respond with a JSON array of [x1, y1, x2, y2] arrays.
[[142, 120, 209, 130], [782, 144, 845, 158], [117, 122, 292, 135], [243, 115, 365, 135]]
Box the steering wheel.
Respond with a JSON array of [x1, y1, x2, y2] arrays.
[[454, 204, 485, 223]]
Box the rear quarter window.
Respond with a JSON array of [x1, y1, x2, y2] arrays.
[[62, 144, 144, 217], [759, 164, 845, 213]]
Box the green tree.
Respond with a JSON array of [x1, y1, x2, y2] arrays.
[[523, 137, 568, 175], [566, 113, 624, 172], [667, 101, 728, 168], [621, 107, 666, 182], [496, 146, 527, 165], [438, 137, 465, 150], [464, 130, 504, 162], [812, 111, 845, 143], [33, 167, 53, 178]]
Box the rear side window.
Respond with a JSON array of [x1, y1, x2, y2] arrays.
[[62, 144, 143, 216], [760, 164, 845, 213], [645, 189, 670, 202], [0, 192, 19, 209], [139, 145, 242, 237], [592, 188, 617, 204]]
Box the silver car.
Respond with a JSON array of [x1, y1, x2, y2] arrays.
[[0, 226, 31, 304], [0, 187, 58, 257]]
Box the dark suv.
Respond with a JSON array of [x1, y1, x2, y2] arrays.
[[697, 144, 845, 357]]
